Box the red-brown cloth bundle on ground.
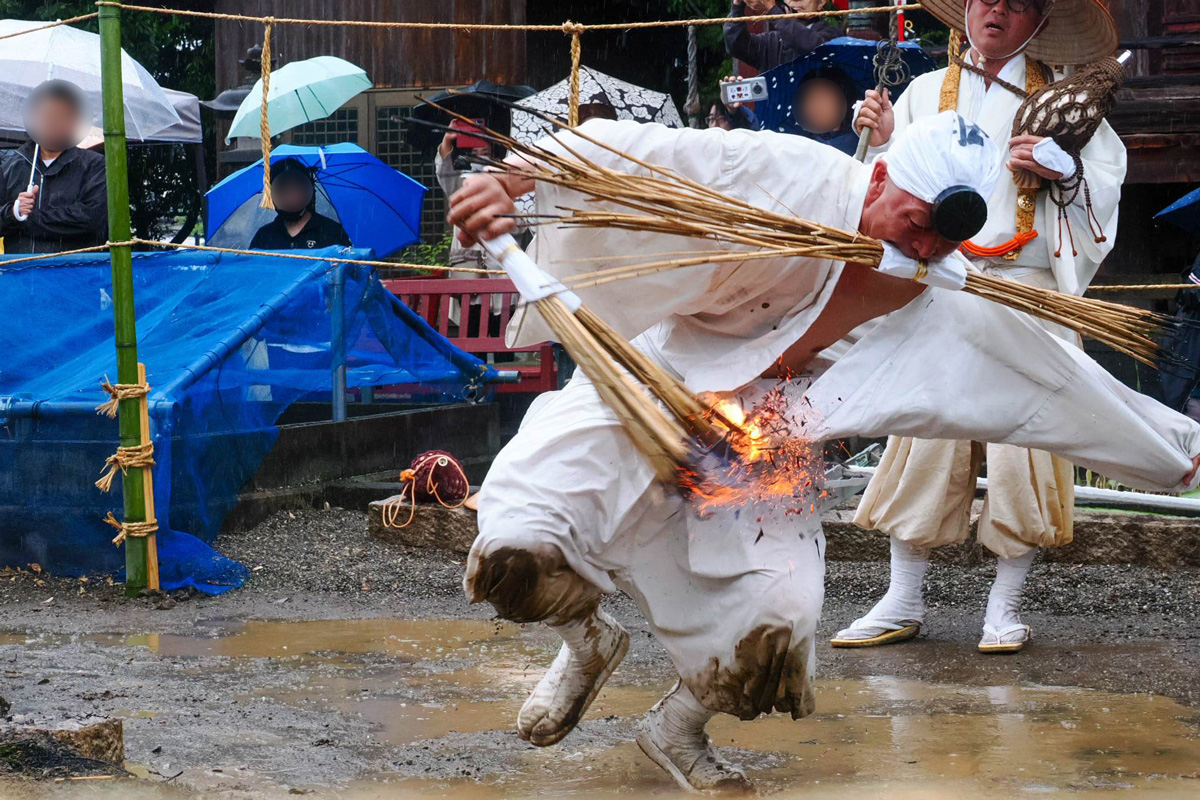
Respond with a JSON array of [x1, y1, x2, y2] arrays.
[[405, 450, 470, 505]]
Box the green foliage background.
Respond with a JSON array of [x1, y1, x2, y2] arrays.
[[0, 0, 215, 240]]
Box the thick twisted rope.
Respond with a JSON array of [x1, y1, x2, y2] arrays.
[[259, 18, 275, 210], [95, 442, 155, 493], [1089, 283, 1200, 292], [93, 2, 921, 30], [125, 238, 506, 275], [103, 511, 158, 547], [686, 26, 700, 127], [564, 22, 584, 127], [0, 13, 99, 41]]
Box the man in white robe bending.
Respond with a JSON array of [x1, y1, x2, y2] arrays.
[[839, 0, 1127, 654], [447, 113, 1199, 793]]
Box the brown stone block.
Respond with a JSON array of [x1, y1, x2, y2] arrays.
[[367, 495, 480, 554]]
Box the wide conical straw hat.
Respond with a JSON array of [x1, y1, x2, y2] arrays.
[[922, 0, 1119, 65]]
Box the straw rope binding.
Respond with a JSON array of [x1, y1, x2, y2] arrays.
[[95, 442, 155, 493], [564, 21, 584, 126], [103, 511, 158, 546], [97, 376, 148, 418]]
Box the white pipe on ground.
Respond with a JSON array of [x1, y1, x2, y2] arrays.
[[842, 465, 1200, 517]]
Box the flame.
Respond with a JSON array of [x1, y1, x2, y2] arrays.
[[685, 386, 825, 516]]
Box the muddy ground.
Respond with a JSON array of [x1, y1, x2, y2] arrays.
[[1, 508, 1199, 799]]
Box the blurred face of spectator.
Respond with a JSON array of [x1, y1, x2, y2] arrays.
[[28, 93, 82, 153], [966, 0, 1047, 60], [861, 161, 960, 261], [796, 78, 847, 134], [707, 104, 732, 130], [273, 174, 315, 216], [781, 0, 822, 13]]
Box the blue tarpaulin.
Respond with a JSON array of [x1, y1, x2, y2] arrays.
[[0, 248, 492, 593]]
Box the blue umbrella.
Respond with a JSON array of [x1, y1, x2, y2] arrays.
[[1155, 185, 1200, 238], [205, 143, 426, 258], [757, 37, 937, 138]]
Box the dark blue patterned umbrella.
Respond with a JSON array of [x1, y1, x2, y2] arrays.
[[757, 37, 937, 139]]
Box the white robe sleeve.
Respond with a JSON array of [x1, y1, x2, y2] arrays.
[[805, 287, 1200, 493], [1045, 119, 1126, 295]]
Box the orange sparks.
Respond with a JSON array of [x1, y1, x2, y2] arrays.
[[689, 389, 825, 514]]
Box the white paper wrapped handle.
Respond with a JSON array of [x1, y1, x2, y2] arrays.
[[480, 234, 582, 312], [877, 242, 967, 292]]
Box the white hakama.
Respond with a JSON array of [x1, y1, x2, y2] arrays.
[[466, 120, 1198, 718]]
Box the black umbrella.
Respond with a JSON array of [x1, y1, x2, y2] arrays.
[[405, 79, 535, 149]]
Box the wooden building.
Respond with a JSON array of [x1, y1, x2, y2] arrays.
[[1097, 0, 1200, 305]]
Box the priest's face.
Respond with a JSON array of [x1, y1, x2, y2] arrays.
[[966, 0, 1047, 60], [860, 162, 960, 261]]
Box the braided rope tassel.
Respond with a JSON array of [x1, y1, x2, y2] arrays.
[[259, 18, 275, 210]]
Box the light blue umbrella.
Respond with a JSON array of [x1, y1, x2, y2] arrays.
[[225, 56, 370, 143], [205, 144, 426, 258]]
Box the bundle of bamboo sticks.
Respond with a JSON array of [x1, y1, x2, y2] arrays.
[[473, 110, 1188, 372]]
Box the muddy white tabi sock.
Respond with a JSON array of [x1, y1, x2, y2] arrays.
[[551, 611, 608, 661], [858, 537, 929, 627], [657, 681, 716, 743], [984, 548, 1036, 630], [638, 681, 751, 793]]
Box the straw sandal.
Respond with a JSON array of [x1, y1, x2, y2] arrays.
[[830, 619, 922, 648], [977, 623, 1031, 654]]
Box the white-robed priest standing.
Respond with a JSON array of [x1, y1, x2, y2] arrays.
[[446, 113, 1197, 793], [839, 0, 1127, 654]]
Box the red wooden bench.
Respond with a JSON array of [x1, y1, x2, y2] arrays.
[[383, 277, 558, 394]]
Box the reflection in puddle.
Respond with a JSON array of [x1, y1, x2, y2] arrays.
[[4, 618, 1199, 799]]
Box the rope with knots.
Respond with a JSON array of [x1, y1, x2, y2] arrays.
[[92, 3, 921, 31], [103, 511, 158, 547], [95, 442, 155, 493], [97, 375, 149, 418]]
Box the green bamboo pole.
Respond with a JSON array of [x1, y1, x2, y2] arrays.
[[99, 3, 149, 595]]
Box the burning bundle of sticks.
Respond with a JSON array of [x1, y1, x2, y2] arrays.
[[423, 102, 1193, 487]]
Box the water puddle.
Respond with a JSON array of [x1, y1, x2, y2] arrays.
[[4, 618, 1199, 799]]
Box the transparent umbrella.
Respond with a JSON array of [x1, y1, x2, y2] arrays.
[[0, 19, 181, 141]]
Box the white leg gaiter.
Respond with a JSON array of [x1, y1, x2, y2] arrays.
[[984, 548, 1036, 631], [635, 681, 751, 793]]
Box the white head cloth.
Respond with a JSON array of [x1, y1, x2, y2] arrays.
[[882, 110, 1002, 205]]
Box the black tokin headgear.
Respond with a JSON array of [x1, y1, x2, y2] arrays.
[[931, 184, 989, 242]]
